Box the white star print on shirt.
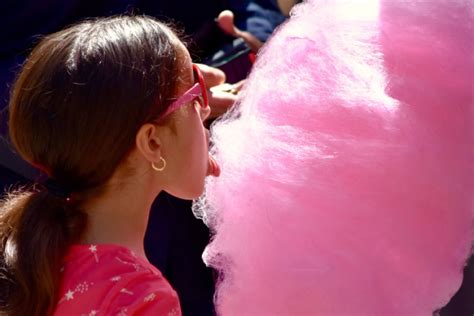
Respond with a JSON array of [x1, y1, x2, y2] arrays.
[[143, 293, 156, 302], [89, 245, 99, 263], [120, 288, 134, 295], [65, 290, 74, 301], [81, 310, 98, 316]]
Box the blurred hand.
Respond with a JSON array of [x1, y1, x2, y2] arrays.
[[196, 64, 245, 120], [216, 10, 263, 53], [195, 63, 226, 88], [208, 80, 245, 119]]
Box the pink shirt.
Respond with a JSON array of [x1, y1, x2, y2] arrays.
[[54, 244, 181, 316]]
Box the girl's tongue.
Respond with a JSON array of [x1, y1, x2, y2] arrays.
[[207, 154, 221, 177]]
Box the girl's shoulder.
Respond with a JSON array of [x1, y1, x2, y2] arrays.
[[54, 244, 181, 316]]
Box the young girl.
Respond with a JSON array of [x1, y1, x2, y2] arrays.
[[0, 15, 219, 315]]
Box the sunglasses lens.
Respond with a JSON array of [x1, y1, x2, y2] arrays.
[[201, 89, 208, 108], [195, 95, 205, 108]]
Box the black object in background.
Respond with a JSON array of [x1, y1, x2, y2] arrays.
[[438, 254, 474, 316], [204, 37, 255, 84], [145, 193, 216, 316]]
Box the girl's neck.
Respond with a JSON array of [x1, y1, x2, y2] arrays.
[[80, 181, 158, 259]]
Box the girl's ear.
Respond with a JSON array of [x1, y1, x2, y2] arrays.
[[135, 123, 163, 163]]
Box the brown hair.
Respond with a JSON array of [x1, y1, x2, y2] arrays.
[[0, 15, 181, 315]]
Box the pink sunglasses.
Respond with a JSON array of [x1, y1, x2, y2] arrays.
[[161, 64, 209, 117]]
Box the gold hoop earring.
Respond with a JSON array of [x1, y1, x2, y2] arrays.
[[151, 157, 166, 172]]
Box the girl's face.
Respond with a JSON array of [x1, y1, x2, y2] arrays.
[[160, 43, 220, 199]]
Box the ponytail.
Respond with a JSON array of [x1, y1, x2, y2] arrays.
[[0, 188, 87, 315]]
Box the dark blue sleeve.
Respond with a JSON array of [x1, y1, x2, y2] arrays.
[[227, 0, 286, 42]]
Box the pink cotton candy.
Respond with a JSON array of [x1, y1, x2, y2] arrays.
[[193, 0, 473, 315]]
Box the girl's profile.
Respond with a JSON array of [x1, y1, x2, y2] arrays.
[[0, 15, 219, 315]]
